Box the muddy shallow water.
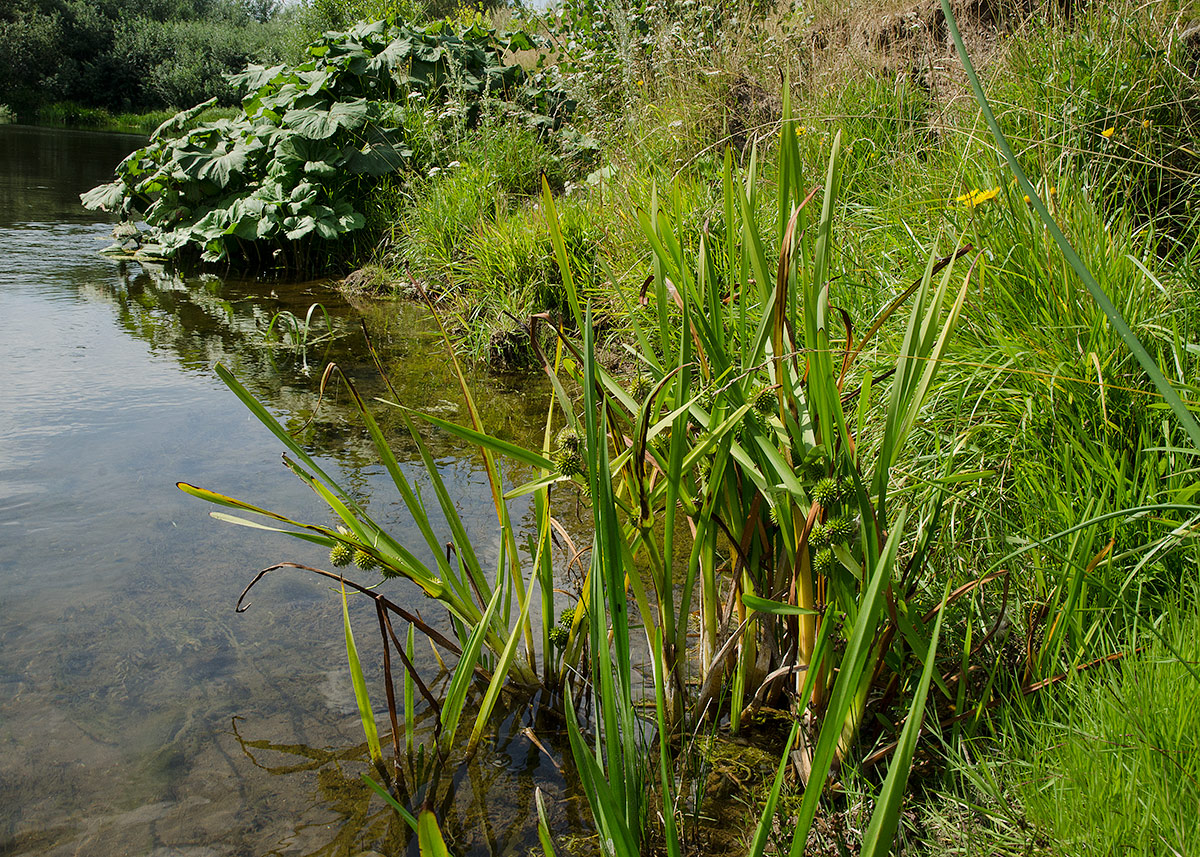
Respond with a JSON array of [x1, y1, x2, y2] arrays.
[[0, 124, 591, 856]]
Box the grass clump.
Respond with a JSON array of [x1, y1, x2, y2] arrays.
[[929, 587, 1200, 857], [1022, 603, 1200, 856]]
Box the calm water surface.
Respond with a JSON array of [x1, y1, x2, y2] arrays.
[[0, 125, 588, 856]]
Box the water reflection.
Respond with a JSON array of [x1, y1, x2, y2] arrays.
[[0, 123, 585, 857]]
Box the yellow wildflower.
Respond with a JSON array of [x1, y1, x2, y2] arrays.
[[955, 186, 1001, 208], [1101, 126, 1115, 138], [1143, 118, 1151, 129], [637, 79, 644, 87]]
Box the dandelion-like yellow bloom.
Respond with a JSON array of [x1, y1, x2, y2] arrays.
[[1101, 127, 1115, 138], [1143, 119, 1151, 129], [955, 186, 1001, 208]]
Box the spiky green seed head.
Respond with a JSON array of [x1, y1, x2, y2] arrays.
[[548, 624, 569, 649], [353, 548, 379, 571], [752, 383, 775, 415], [812, 476, 839, 507], [768, 502, 782, 526], [329, 541, 353, 567], [553, 446, 584, 478], [555, 425, 581, 452], [812, 547, 835, 575], [810, 523, 832, 548], [558, 607, 576, 628], [827, 515, 856, 545], [629, 375, 653, 400]]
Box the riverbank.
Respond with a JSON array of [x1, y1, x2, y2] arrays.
[[345, 0, 1200, 852], [30, 102, 240, 135], [68, 0, 1200, 853]]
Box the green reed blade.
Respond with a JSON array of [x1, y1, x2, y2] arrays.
[[748, 604, 837, 857], [540, 174, 582, 328], [534, 788, 557, 857], [742, 593, 820, 616], [649, 626, 681, 857], [212, 363, 358, 509], [404, 408, 557, 471], [361, 774, 418, 832], [417, 810, 452, 857], [564, 687, 641, 856], [789, 507, 910, 857], [341, 583, 382, 765], [205, 511, 335, 545], [859, 585, 949, 857], [440, 565, 505, 752], [466, 558, 538, 755], [404, 623, 415, 757]]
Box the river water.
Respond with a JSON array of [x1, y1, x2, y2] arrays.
[[0, 125, 587, 856]]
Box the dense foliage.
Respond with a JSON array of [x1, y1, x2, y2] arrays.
[[82, 17, 580, 274], [0, 0, 287, 116]]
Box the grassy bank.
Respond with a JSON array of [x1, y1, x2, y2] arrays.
[[167, 0, 1200, 853], [35, 101, 240, 135]]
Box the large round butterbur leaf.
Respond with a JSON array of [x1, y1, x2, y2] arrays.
[[347, 127, 410, 176], [149, 97, 218, 143], [175, 138, 263, 189], [229, 64, 287, 97], [276, 134, 342, 171], [80, 181, 126, 212], [282, 98, 370, 139], [283, 214, 316, 241], [80, 17, 578, 273], [304, 161, 338, 179]]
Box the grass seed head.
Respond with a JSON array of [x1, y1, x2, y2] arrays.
[[827, 515, 856, 544], [553, 446, 585, 477], [752, 382, 776, 415], [353, 548, 379, 571], [629, 374, 653, 400], [330, 541, 354, 567], [555, 424, 582, 452], [812, 476, 839, 507]]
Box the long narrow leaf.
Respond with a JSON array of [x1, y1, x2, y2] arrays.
[[341, 583, 382, 765], [859, 586, 949, 856]]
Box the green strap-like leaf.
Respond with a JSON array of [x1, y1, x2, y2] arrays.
[[859, 586, 949, 857], [341, 584, 382, 765]]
